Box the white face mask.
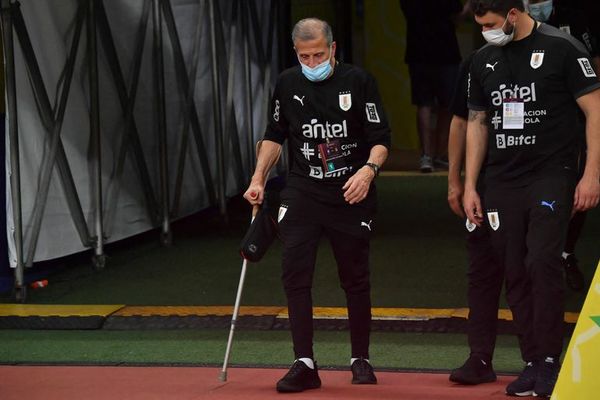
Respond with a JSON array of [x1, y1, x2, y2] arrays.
[[482, 13, 515, 46]]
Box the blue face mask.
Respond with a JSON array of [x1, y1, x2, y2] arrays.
[[299, 48, 333, 82], [529, 0, 553, 22]]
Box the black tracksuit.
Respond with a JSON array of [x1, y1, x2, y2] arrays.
[[468, 22, 600, 360], [450, 52, 504, 363], [263, 63, 391, 359]]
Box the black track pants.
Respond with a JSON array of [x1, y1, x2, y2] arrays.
[[465, 224, 503, 362], [278, 186, 374, 360], [483, 171, 576, 360], [564, 211, 587, 254]]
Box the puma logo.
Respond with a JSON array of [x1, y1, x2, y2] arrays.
[[361, 220, 373, 231], [486, 62, 498, 71], [293, 95, 305, 106], [541, 200, 556, 211]]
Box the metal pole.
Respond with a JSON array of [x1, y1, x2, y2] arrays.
[[223, 0, 245, 190], [219, 257, 248, 381], [88, 0, 105, 269], [161, 0, 214, 216], [241, 0, 254, 174], [24, 2, 87, 266], [208, 0, 226, 218], [11, 3, 92, 249], [152, 0, 170, 245], [161, 0, 216, 209], [1, 0, 25, 301], [97, 0, 159, 231]]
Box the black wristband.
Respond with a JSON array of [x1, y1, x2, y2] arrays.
[[365, 162, 379, 177]]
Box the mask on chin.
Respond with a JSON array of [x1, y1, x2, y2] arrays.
[[299, 47, 333, 82], [529, 0, 553, 22], [482, 13, 515, 46]]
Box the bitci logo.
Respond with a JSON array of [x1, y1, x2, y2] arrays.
[[496, 134, 536, 149]]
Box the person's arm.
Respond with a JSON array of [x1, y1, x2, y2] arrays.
[[448, 115, 467, 218], [243, 140, 282, 205], [342, 145, 388, 205], [463, 110, 488, 226], [574, 89, 600, 211]]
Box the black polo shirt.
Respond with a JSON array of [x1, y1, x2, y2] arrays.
[[468, 22, 600, 187], [264, 63, 391, 204]]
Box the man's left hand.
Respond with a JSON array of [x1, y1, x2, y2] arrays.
[[573, 174, 600, 212], [342, 166, 375, 204]]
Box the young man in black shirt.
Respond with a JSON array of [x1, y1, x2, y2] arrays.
[[464, 0, 600, 397], [447, 51, 504, 386], [243, 18, 391, 393]]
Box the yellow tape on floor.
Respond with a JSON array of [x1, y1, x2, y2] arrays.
[[114, 306, 286, 317], [0, 304, 581, 322], [0, 304, 124, 317]]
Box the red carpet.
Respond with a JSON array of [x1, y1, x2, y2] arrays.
[[0, 366, 512, 400]]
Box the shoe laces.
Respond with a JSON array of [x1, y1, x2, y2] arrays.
[[284, 360, 310, 379], [537, 359, 560, 385], [465, 356, 488, 369], [519, 362, 537, 381]]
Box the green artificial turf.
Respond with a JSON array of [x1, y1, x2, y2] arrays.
[[1, 176, 597, 311], [0, 329, 530, 374]]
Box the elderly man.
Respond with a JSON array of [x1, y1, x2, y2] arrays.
[[243, 18, 391, 393]]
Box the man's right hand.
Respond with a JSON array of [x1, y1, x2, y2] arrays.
[[463, 187, 483, 227], [448, 176, 465, 218], [243, 180, 264, 206]]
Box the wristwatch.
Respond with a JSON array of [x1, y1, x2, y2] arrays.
[[365, 162, 379, 177]]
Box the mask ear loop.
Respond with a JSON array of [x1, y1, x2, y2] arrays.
[[503, 8, 517, 36]]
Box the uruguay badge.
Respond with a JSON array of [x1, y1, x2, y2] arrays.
[[487, 211, 500, 231], [465, 218, 477, 232], [339, 92, 352, 111], [530, 51, 544, 69], [278, 205, 288, 223]]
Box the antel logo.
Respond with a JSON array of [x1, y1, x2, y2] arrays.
[[491, 83, 537, 106], [302, 119, 348, 139]]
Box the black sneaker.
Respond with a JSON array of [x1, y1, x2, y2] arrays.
[[564, 254, 584, 291], [276, 360, 321, 393], [506, 361, 537, 396], [533, 357, 560, 398], [420, 155, 434, 173], [449, 356, 497, 385], [351, 358, 377, 384]]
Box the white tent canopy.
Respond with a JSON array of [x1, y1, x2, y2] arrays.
[[2, 0, 284, 299]]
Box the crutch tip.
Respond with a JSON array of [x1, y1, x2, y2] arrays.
[[218, 371, 228, 382]]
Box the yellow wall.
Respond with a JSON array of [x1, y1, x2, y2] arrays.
[[364, 0, 416, 150]]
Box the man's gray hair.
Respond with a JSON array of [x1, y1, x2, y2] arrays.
[[291, 18, 333, 46]]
